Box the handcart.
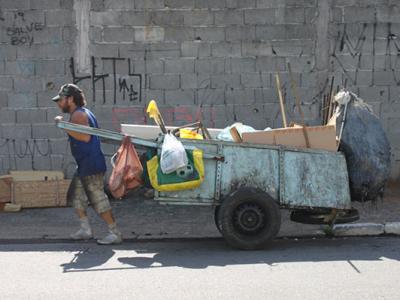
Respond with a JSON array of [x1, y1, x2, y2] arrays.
[[57, 120, 357, 250]]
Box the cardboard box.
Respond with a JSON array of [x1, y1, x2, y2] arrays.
[[9, 170, 64, 181], [242, 125, 337, 151], [11, 179, 71, 208], [0, 175, 12, 203]]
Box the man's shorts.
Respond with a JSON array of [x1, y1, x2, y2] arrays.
[[67, 173, 111, 214]]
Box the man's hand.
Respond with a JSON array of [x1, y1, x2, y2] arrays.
[[54, 116, 63, 123]]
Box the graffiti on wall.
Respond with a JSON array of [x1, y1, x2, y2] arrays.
[[70, 56, 143, 104], [332, 22, 400, 86], [1, 11, 44, 46]]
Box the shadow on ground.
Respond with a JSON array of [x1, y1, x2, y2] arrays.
[[1, 236, 399, 272]]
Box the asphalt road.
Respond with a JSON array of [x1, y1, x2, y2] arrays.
[[0, 236, 399, 300]]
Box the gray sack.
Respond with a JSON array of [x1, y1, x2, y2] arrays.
[[336, 92, 391, 202]]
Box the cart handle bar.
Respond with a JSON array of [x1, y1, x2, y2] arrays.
[[56, 121, 224, 161]]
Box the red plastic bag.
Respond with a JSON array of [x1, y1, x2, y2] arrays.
[[108, 136, 143, 199]]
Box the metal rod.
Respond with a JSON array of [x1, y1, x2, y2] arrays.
[[275, 73, 288, 128], [56, 121, 222, 160]]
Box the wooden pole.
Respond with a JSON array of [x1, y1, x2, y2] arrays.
[[326, 76, 335, 124], [275, 73, 288, 128]]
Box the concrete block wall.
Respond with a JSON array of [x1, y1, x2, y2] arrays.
[[0, 0, 399, 181]]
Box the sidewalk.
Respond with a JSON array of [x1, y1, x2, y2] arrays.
[[0, 185, 398, 241]]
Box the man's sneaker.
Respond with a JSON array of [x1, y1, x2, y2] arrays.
[[70, 228, 92, 240], [97, 231, 123, 245]]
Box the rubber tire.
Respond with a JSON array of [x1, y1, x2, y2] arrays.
[[214, 206, 222, 234], [290, 209, 359, 225], [219, 188, 281, 250]]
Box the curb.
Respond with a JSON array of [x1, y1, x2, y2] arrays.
[[332, 222, 400, 237]]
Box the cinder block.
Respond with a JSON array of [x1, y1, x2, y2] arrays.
[[256, 25, 286, 40], [61, 0, 73, 9], [377, 6, 400, 23], [165, 0, 194, 8], [145, 49, 181, 59], [211, 74, 240, 89], [36, 60, 65, 76], [135, 0, 165, 9], [230, 58, 256, 73], [181, 41, 212, 57], [149, 11, 184, 25], [212, 43, 241, 57], [256, 57, 286, 72], [120, 11, 150, 26], [271, 40, 314, 56], [1, 124, 32, 140], [135, 26, 165, 42], [372, 71, 397, 86], [165, 58, 195, 73], [1, 0, 30, 9], [150, 74, 180, 90], [286, 57, 314, 73], [195, 58, 226, 74], [13, 78, 42, 94], [63, 26, 76, 43], [215, 10, 244, 25], [49, 138, 69, 155], [195, 27, 225, 41], [242, 42, 272, 56], [254, 88, 279, 103], [233, 103, 264, 121], [30, 0, 61, 9], [7, 93, 37, 108], [13, 156, 34, 171], [196, 88, 225, 105], [0, 92, 8, 108], [333, 223, 385, 236], [286, 24, 316, 39], [164, 27, 194, 42], [17, 109, 47, 123], [104, 27, 134, 42], [180, 74, 197, 89], [225, 25, 256, 42], [344, 7, 376, 23], [165, 89, 195, 105], [0, 109, 16, 123], [225, 88, 255, 105], [0, 45, 17, 60], [0, 76, 13, 91], [32, 124, 67, 139], [4, 60, 35, 76], [104, 0, 135, 9], [276, 7, 305, 24], [241, 73, 263, 88], [184, 10, 214, 25], [227, 0, 256, 8], [45, 10, 73, 26], [90, 11, 121, 26], [244, 9, 276, 24], [194, 0, 226, 9]]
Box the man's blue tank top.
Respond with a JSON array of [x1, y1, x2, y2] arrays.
[[69, 107, 106, 177]]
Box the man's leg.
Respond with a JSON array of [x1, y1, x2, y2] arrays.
[[82, 174, 122, 245], [67, 175, 93, 240]]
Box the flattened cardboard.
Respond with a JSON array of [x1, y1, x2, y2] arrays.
[[242, 125, 337, 151]]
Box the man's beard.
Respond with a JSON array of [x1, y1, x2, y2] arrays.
[[62, 105, 69, 113]]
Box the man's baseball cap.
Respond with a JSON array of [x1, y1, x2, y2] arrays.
[[52, 83, 82, 102]]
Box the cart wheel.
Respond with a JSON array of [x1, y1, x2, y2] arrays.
[[219, 188, 281, 250], [214, 206, 222, 234]]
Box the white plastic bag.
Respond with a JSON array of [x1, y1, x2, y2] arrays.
[[160, 133, 188, 174], [217, 122, 256, 141]]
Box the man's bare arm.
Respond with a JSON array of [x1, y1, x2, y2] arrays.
[[60, 111, 91, 142]]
